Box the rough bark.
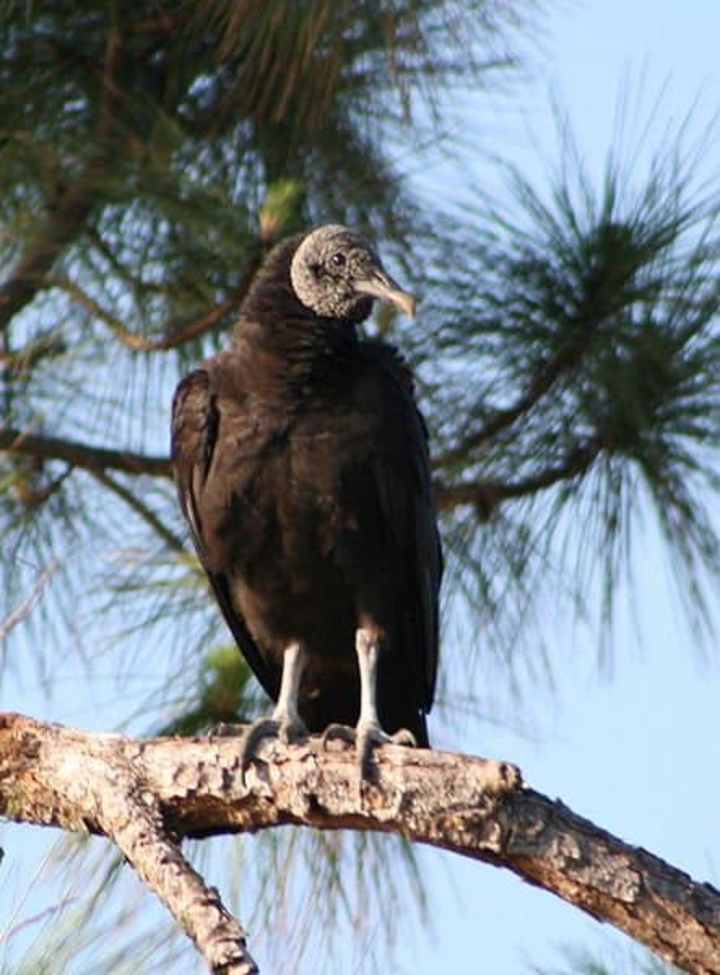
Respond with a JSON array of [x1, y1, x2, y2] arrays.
[[1, 713, 718, 974]]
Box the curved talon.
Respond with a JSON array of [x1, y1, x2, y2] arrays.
[[240, 715, 307, 777], [278, 717, 307, 746], [239, 718, 280, 773], [322, 723, 356, 750], [355, 721, 417, 780], [391, 727, 417, 748]]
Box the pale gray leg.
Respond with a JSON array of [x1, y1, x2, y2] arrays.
[[324, 628, 415, 778], [240, 641, 308, 774], [356, 628, 384, 730], [272, 640, 306, 731]]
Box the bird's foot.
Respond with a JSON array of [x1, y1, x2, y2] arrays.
[[240, 714, 308, 779], [355, 721, 417, 780], [321, 722, 357, 750]]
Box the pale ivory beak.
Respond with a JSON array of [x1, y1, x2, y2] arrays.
[[355, 269, 417, 319]]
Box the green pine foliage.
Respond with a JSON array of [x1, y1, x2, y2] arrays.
[[2, 1, 720, 972]]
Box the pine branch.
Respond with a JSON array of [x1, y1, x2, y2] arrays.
[[436, 332, 601, 469], [0, 563, 59, 642], [88, 469, 185, 552], [2, 712, 719, 975], [46, 275, 240, 352], [435, 438, 603, 515], [2, 423, 605, 522], [0, 183, 98, 334], [0, 427, 172, 478], [2, 425, 606, 524], [47, 240, 263, 352], [0, 22, 128, 335]]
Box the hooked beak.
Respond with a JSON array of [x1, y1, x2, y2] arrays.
[[355, 269, 417, 319]]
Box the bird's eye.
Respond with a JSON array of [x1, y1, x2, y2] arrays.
[[330, 252, 346, 268]]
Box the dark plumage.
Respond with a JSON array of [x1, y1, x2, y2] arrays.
[[171, 224, 442, 770]]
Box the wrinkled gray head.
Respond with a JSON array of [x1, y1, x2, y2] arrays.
[[290, 224, 416, 322]]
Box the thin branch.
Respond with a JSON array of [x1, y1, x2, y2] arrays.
[[0, 186, 98, 335], [2, 713, 719, 975], [88, 469, 186, 552], [47, 275, 240, 352], [434, 438, 603, 514], [84, 226, 149, 292], [48, 245, 263, 353], [0, 427, 172, 479], [499, 437, 603, 497], [45, 274, 130, 338], [107, 777, 258, 975], [146, 296, 243, 352], [9, 462, 74, 510], [0, 562, 59, 642], [436, 333, 601, 469], [98, 25, 124, 140], [0, 333, 66, 372], [2, 425, 604, 519], [0, 898, 79, 945], [0, 24, 128, 336]]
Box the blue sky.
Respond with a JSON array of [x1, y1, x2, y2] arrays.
[[413, 1, 720, 971], [2, 1, 720, 973]]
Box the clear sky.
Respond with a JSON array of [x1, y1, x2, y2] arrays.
[[414, 1, 720, 971], [2, 2, 720, 973]]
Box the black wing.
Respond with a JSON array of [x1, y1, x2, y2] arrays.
[[171, 368, 279, 702], [370, 346, 443, 721]]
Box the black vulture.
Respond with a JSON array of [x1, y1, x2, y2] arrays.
[[171, 225, 442, 773]]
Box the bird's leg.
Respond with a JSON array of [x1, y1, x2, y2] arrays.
[[240, 641, 308, 774], [353, 627, 416, 778], [272, 640, 307, 737], [321, 628, 417, 771]]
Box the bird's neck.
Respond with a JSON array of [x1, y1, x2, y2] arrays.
[[235, 253, 363, 393], [234, 313, 360, 397]]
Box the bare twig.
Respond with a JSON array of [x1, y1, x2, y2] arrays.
[[0, 898, 79, 945]]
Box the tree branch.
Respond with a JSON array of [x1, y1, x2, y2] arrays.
[[47, 274, 255, 353], [0, 188, 98, 335], [0, 427, 172, 478], [0, 26, 127, 336], [436, 331, 602, 469], [2, 424, 606, 524], [2, 712, 719, 975], [2, 425, 605, 523], [434, 438, 603, 515], [0, 563, 59, 642]]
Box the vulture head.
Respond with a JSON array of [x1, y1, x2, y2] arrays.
[[290, 224, 416, 323]]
